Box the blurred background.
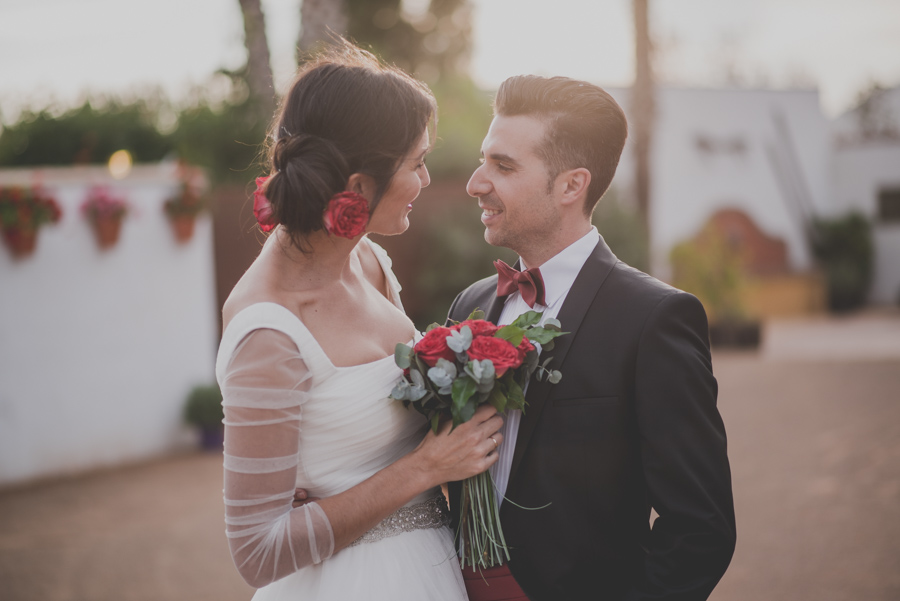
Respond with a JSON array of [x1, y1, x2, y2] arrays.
[[1, 1, 898, 599]]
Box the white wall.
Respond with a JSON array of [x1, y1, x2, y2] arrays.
[[831, 142, 900, 304], [0, 164, 218, 486]]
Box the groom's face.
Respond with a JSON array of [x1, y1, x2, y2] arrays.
[[467, 115, 559, 255]]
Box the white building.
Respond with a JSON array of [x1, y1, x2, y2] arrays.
[[830, 87, 900, 304], [608, 85, 900, 305], [0, 163, 218, 486]]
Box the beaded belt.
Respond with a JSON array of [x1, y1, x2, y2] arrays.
[[349, 495, 451, 547]]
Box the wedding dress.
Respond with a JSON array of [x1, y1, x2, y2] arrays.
[[215, 239, 466, 600]]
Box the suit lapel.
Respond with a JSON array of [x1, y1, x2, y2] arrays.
[[485, 286, 506, 325], [507, 237, 620, 482]]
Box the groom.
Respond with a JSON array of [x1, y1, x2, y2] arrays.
[[447, 75, 736, 601]]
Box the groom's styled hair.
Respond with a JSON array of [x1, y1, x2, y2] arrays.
[[494, 75, 628, 215]]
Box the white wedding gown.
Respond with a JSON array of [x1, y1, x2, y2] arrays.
[[215, 239, 466, 600]]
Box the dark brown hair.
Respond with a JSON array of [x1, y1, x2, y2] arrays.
[[262, 41, 436, 246], [494, 75, 627, 215]]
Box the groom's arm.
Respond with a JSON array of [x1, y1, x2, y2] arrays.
[[623, 291, 736, 601]]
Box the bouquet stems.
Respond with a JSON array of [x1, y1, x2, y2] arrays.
[[459, 471, 510, 570]]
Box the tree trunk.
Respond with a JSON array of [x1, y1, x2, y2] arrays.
[[632, 0, 654, 240], [298, 0, 349, 59], [238, 0, 276, 118]]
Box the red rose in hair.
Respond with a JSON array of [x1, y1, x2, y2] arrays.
[[253, 176, 277, 232], [452, 319, 498, 338], [414, 326, 457, 367], [324, 191, 369, 239], [517, 337, 535, 362], [467, 336, 522, 377]]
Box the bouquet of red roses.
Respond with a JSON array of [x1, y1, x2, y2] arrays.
[[391, 309, 566, 569]]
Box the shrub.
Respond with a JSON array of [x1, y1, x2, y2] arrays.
[[183, 384, 224, 429], [811, 212, 873, 312]]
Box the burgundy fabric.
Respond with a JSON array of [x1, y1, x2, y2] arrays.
[[494, 260, 546, 308], [462, 562, 529, 601]]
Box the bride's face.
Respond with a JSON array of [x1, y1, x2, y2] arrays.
[[365, 130, 431, 236]]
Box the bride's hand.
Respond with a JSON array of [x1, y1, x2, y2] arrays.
[[411, 404, 504, 486]]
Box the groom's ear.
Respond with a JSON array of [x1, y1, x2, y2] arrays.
[[556, 167, 591, 209], [346, 173, 377, 200]]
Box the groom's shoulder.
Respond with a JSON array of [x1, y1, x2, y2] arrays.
[[608, 261, 698, 306], [459, 273, 498, 297]]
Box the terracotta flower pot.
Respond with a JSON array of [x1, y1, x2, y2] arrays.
[[170, 215, 195, 243], [2, 228, 37, 258], [708, 319, 762, 349], [92, 216, 123, 249]]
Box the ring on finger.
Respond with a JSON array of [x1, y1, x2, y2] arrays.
[[490, 436, 498, 449]]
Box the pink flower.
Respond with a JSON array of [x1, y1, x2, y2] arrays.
[[323, 191, 369, 239], [253, 176, 277, 232]]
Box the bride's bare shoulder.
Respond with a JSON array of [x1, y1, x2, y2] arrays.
[[221, 257, 284, 330]]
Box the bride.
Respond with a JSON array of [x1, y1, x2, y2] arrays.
[[215, 42, 503, 599]]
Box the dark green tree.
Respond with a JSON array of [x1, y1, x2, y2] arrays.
[[811, 212, 874, 312], [0, 100, 173, 167]]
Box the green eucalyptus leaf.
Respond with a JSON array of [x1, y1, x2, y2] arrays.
[[487, 385, 507, 413], [525, 327, 565, 345], [543, 317, 562, 330], [466, 308, 486, 321], [547, 370, 563, 384], [394, 343, 412, 369], [460, 397, 478, 423], [447, 326, 473, 353], [511, 310, 542, 328], [543, 339, 555, 351], [451, 376, 478, 415], [425, 322, 441, 333], [506, 375, 526, 410], [495, 325, 525, 347], [391, 381, 408, 400]]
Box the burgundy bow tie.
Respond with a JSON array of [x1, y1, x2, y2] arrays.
[[494, 260, 546, 308]]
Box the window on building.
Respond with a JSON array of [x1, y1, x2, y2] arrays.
[[878, 188, 900, 223]]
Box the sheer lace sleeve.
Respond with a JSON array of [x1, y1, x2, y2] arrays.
[[219, 328, 334, 588]]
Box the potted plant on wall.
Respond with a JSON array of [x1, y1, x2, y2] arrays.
[[183, 384, 224, 450], [163, 179, 207, 243], [81, 186, 129, 250], [0, 186, 62, 258], [670, 227, 762, 348]]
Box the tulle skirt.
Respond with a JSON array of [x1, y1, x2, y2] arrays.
[[251, 525, 467, 601]]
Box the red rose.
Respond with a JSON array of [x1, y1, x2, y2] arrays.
[[324, 191, 369, 239], [467, 336, 522, 377], [253, 176, 277, 232], [414, 326, 457, 367], [517, 337, 535, 362], [452, 319, 498, 338]]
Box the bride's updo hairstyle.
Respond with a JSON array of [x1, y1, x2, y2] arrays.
[[263, 41, 436, 247]]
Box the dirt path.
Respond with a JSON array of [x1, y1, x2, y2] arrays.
[[2, 350, 898, 600]]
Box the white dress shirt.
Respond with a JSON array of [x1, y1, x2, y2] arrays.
[[490, 226, 601, 506]]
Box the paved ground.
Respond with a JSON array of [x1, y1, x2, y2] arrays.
[[1, 312, 899, 600]]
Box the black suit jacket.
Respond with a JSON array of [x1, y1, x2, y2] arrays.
[[447, 237, 736, 601]]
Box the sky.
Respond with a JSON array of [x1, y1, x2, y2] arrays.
[[1, 0, 899, 120]]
